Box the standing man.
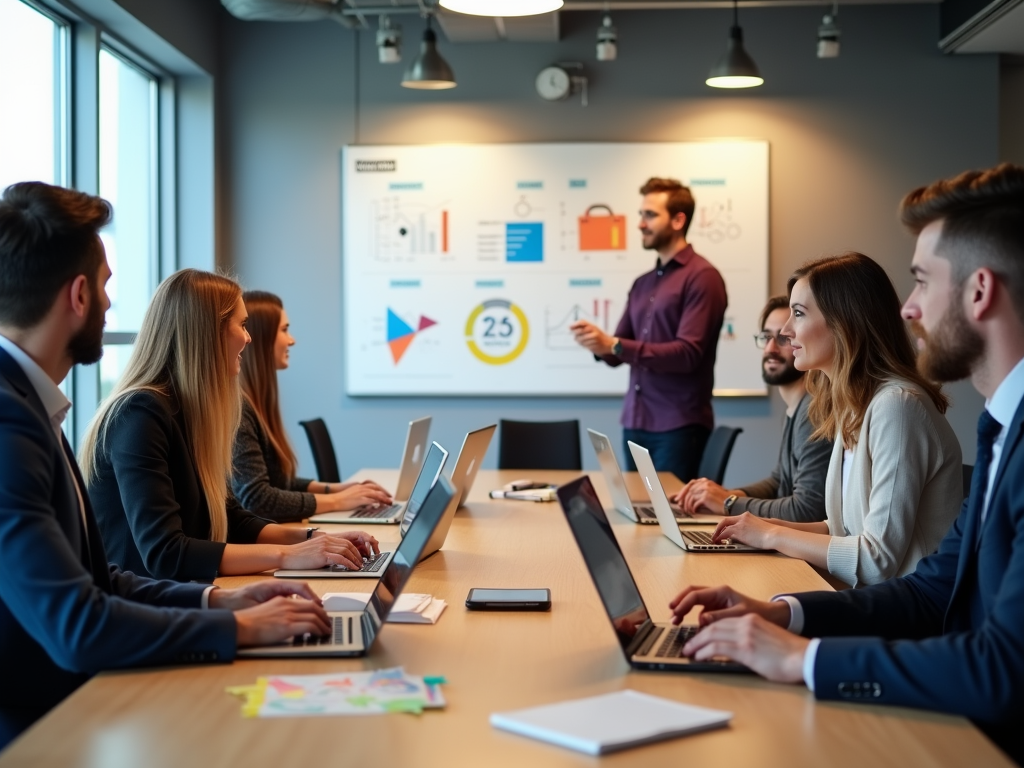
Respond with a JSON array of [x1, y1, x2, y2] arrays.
[[571, 178, 727, 482], [669, 164, 1024, 764], [0, 182, 330, 749], [674, 295, 831, 522]]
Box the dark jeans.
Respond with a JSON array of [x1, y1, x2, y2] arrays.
[[623, 425, 711, 483]]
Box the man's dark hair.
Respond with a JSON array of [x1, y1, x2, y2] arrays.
[[639, 177, 696, 236], [759, 295, 790, 331], [0, 182, 112, 328], [900, 163, 1024, 319]]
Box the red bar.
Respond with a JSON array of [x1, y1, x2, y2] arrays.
[[442, 210, 449, 253]]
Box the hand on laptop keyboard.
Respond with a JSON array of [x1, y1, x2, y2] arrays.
[[280, 531, 379, 571], [327, 480, 393, 511]]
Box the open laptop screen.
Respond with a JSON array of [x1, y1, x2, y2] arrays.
[[557, 476, 651, 652], [365, 475, 455, 648]]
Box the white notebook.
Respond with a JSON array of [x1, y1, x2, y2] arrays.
[[321, 592, 447, 624], [490, 690, 732, 755]]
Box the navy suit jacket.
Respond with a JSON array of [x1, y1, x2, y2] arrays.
[[0, 348, 237, 750], [796, 395, 1024, 764]]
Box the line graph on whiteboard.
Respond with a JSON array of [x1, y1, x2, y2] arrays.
[[371, 196, 451, 260], [545, 299, 616, 351]]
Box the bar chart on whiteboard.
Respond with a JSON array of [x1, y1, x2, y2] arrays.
[[343, 142, 769, 396]]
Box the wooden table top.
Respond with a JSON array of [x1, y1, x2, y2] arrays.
[[0, 469, 1008, 767]]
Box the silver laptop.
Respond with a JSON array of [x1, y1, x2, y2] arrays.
[[280, 442, 449, 578], [556, 476, 748, 672], [239, 476, 455, 657], [309, 416, 433, 524], [401, 424, 495, 561], [587, 429, 714, 526], [628, 441, 767, 553]]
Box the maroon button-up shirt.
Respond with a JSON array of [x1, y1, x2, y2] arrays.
[[601, 245, 727, 432]]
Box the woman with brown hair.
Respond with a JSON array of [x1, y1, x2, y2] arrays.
[[81, 270, 378, 582], [232, 290, 391, 522], [711, 252, 962, 587]]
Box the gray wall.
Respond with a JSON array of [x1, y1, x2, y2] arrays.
[[222, 5, 994, 483], [1001, 55, 1024, 165]]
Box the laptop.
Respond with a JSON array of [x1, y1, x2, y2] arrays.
[[279, 442, 449, 578], [308, 416, 434, 524], [239, 476, 455, 657], [628, 441, 766, 553], [587, 429, 716, 526], [401, 424, 496, 561], [556, 475, 748, 673]]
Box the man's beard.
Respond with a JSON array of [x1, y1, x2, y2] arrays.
[[67, 290, 106, 365], [910, 301, 983, 383], [641, 227, 674, 252], [762, 353, 804, 386]]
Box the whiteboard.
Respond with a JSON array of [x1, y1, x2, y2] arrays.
[[343, 142, 768, 396]]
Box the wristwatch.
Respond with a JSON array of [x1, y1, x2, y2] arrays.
[[611, 338, 623, 357], [723, 494, 739, 515]]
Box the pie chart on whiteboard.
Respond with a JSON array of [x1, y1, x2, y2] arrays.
[[387, 308, 438, 364]]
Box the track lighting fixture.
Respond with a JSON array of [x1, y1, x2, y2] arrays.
[[376, 15, 401, 64], [817, 3, 841, 58], [596, 14, 617, 61]]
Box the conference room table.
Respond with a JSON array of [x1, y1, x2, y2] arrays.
[[1, 469, 1011, 768]]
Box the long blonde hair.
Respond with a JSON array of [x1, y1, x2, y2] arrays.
[[81, 269, 243, 542], [788, 253, 948, 448], [239, 290, 298, 478]]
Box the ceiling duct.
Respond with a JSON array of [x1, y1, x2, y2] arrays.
[[221, 0, 358, 26]]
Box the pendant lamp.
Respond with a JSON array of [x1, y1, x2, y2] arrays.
[[706, 0, 764, 89], [401, 16, 457, 90], [439, 0, 563, 16]]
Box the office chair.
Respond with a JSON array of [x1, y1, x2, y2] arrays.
[[298, 418, 342, 483], [962, 463, 974, 501], [697, 426, 744, 485], [498, 419, 582, 471]]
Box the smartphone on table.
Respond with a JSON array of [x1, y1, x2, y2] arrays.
[[465, 588, 551, 611]]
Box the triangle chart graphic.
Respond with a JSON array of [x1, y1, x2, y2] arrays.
[[388, 333, 416, 364], [417, 315, 438, 331], [387, 308, 415, 342]]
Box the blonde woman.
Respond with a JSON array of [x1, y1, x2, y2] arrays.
[[232, 291, 391, 522], [81, 269, 378, 582], [711, 253, 962, 587]]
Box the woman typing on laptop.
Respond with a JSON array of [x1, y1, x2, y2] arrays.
[[707, 253, 962, 587], [231, 290, 391, 522], [81, 270, 378, 582]]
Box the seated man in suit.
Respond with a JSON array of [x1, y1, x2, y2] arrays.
[[669, 163, 1024, 764], [0, 182, 331, 750], [672, 295, 832, 522]]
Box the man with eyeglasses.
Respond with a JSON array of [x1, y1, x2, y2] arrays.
[[673, 295, 831, 522]]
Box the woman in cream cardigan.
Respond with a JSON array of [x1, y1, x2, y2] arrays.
[[712, 253, 962, 587]]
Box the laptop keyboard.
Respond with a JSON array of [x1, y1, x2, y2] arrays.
[[350, 503, 401, 519], [654, 626, 700, 658], [635, 504, 684, 518], [682, 530, 740, 550], [291, 615, 357, 647], [325, 551, 391, 573]]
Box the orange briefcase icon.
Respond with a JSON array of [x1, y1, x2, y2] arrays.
[[579, 204, 626, 251]]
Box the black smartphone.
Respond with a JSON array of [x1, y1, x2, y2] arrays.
[[465, 588, 551, 611]]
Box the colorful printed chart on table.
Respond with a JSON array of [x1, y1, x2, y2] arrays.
[[226, 667, 446, 718], [343, 143, 769, 396]]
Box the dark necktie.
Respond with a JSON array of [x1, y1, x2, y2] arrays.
[[971, 410, 1003, 529]]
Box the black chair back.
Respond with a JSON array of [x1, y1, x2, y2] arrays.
[[298, 418, 341, 483], [697, 426, 744, 485], [498, 419, 582, 471], [962, 463, 974, 501]]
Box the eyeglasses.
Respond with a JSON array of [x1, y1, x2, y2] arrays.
[[753, 332, 792, 349]]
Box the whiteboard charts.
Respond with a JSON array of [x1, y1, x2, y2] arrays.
[[343, 142, 769, 396]]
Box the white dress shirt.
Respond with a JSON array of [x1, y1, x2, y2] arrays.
[[776, 354, 1024, 692], [0, 334, 216, 607]]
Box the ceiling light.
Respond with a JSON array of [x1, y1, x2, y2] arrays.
[[596, 14, 617, 61], [376, 16, 401, 64], [706, 0, 763, 89], [438, 0, 563, 17], [817, 4, 841, 58], [401, 16, 456, 90]]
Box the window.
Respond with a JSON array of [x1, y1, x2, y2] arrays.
[[0, 0, 68, 189], [97, 47, 159, 400]]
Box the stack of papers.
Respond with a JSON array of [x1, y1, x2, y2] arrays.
[[322, 592, 447, 624], [490, 690, 732, 755], [227, 667, 446, 718]]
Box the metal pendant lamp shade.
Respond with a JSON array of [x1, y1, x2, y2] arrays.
[[439, 0, 563, 16], [402, 24, 457, 90], [706, 2, 764, 89]]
